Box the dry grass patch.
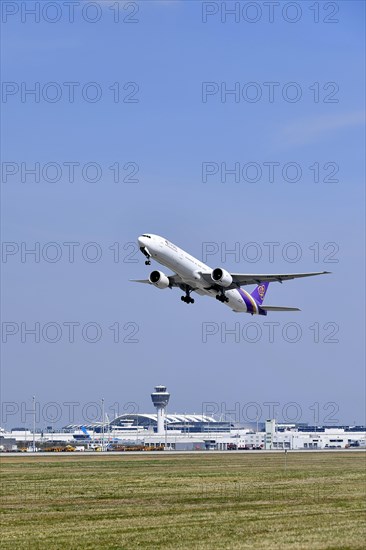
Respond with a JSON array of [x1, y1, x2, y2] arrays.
[[1, 452, 365, 549]]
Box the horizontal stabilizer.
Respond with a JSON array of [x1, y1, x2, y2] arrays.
[[260, 305, 300, 312]]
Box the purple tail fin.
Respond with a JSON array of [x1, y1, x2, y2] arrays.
[[251, 282, 269, 305]]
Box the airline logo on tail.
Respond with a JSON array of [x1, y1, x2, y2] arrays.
[[251, 282, 269, 305]]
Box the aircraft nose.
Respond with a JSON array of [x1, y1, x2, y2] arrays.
[[137, 236, 145, 247]]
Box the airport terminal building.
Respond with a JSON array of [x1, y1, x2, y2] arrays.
[[1, 386, 365, 452]]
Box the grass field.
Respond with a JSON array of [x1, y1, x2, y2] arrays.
[[1, 452, 365, 549]]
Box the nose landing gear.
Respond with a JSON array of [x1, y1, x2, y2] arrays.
[[140, 246, 151, 265]]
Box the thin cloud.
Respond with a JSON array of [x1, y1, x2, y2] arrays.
[[279, 111, 365, 147]]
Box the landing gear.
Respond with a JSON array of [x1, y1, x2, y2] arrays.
[[181, 286, 195, 304], [181, 295, 194, 304], [140, 246, 151, 265], [216, 291, 229, 303]]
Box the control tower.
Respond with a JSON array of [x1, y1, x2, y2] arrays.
[[151, 385, 170, 435]]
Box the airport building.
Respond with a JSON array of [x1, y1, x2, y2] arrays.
[[1, 385, 365, 452]]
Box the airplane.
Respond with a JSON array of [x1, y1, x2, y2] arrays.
[[132, 234, 330, 315]]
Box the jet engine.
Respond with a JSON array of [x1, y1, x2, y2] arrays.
[[211, 268, 233, 287], [149, 270, 170, 289]]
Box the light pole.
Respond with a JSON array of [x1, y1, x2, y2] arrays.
[[164, 405, 168, 450], [101, 398, 105, 451], [284, 449, 288, 474], [32, 396, 36, 452]]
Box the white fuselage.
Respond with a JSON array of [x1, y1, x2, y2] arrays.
[[138, 234, 259, 314]]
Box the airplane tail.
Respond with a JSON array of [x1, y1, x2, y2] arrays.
[[80, 426, 91, 438], [250, 282, 269, 305], [251, 282, 299, 314]]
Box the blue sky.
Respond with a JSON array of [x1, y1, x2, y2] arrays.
[[1, 1, 365, 427]]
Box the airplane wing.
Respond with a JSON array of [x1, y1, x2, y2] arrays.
[[199, 271, 330, 289]]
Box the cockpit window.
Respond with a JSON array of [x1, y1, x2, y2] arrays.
[[141, 234, 151, 238]]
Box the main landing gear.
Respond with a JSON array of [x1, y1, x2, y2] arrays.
[[181, 295, 194, 304], [181, 287, 195, 304], [216, 291, 229, 303]]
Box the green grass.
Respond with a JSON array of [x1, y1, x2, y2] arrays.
[[1, 452, 365, 549]]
